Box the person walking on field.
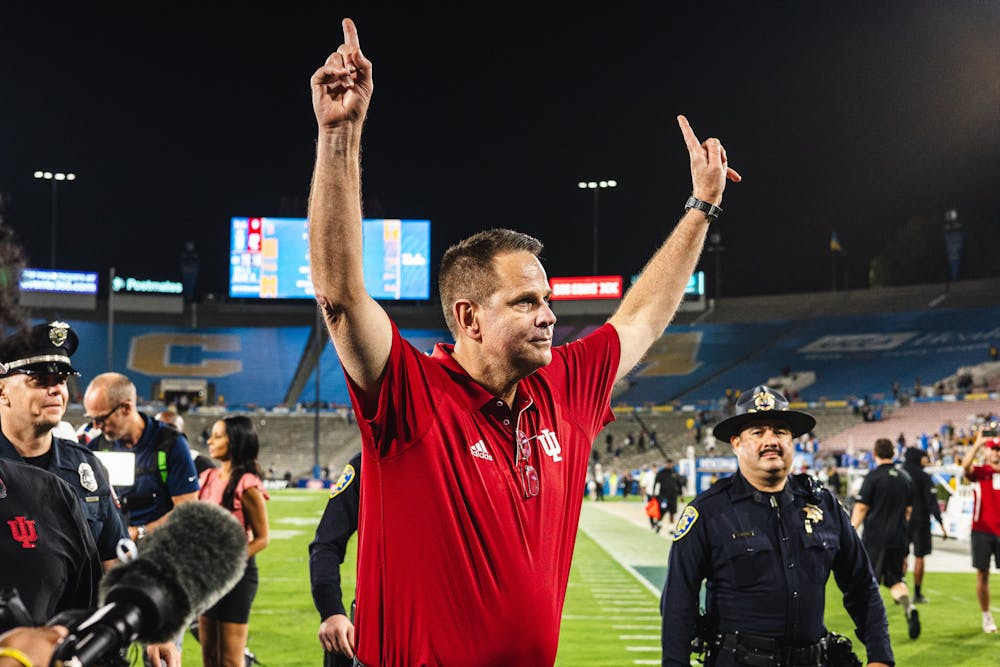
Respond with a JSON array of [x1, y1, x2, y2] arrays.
[[962, 428, 1000, 633]]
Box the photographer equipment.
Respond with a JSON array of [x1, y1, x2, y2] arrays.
[[51, 502, 248, 667]]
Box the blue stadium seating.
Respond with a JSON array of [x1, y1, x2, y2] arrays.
[[618, 305, 1000, 405], [53, 304, 1000, 410]]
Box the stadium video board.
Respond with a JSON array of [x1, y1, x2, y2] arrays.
[[229, 217, 431, 300]]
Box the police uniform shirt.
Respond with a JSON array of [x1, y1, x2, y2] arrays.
[[309, 451, 361, 620], [91, 412, 200, 525], [857, 463, 913, 548], [0, 431, 127, 561], [660, 471, 893, 666], [0, 458, 101, 623]]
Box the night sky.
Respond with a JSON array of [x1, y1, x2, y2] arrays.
[[1, 2, 998, 301]]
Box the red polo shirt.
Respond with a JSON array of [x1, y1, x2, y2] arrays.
[[970, 465, 1000, 536], [347, 321, 619, 666]]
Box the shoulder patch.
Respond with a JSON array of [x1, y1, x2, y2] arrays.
[[672, 505, 699, 541], [328, 463, 357, 499]]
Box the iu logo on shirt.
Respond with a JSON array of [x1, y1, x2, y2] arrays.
[[8, 516, 38, 549], [537, 428, 563, 462]]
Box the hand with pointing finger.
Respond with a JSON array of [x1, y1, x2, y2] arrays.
[[311, 18, 373, 132], [677, 114, 741, 207]]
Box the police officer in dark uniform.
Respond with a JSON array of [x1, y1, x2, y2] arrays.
[[661, 386, 893, 667], [0, 455, 101, 628], [309, 451, 361, 667], [0, 322, 128, 570]]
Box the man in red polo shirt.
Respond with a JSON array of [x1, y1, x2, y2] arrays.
[[962, 427, 1000, 634], [307, 19, 741, 666]]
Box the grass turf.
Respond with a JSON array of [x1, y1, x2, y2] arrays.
[[177, 490, 1000, 666]]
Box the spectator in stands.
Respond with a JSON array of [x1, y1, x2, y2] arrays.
[[198, 416, 270, 667], [851, 437, 920, 639], [310, 452, 361, 667], [307, 18, 740, 664], [661, 387, 893, 666], [901, 447, 947, 604], [961, 428, 1000, 633], [991, 344, 998, 362]]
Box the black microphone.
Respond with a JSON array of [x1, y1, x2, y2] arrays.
[[52, 501, 248, 667]]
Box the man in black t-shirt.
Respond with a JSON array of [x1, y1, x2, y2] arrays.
[[0, 458, 100, 627], [851, 437, 919, 639], [901, 446, 948, 604]]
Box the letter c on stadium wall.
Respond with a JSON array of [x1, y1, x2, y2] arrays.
[[129, 333, 243, 377]]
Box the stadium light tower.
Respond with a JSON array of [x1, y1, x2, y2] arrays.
[[577, 179, 618, 275], [33, 170, 77, 268]]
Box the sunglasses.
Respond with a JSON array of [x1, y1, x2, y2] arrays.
[[515, 430, 541, 499]]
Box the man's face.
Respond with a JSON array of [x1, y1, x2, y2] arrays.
[[474, 251, 557, 375], [731, 418, 794, 483], [988, 445, 1000, 466], [83, 388, 130, 442], [0, 372, 69, 435]]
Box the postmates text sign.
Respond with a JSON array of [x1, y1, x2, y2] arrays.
[[549, 276, 622, 300]]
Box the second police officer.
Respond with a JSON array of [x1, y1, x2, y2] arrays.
[[660, 386, 893, 667], [0, 321, 128, 570]]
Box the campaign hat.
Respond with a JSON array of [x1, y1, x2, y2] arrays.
[[712, 385, 815, 442], [0, 321, 80, 377]]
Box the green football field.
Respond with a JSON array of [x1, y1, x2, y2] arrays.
[[177, 490, 1000, 666]]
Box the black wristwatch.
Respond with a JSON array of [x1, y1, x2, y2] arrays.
[[684, 196, 723, 221]]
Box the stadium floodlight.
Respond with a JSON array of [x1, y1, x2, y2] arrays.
[[577, 179, 618, 274], [33, 170, 77, 268]]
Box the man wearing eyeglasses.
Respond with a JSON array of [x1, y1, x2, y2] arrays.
[[0, 321, 127, 571], [82, 372, 199, 544], [307, 19, 741, 666]]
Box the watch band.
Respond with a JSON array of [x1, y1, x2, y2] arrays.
[[684, 196, 723, 221]]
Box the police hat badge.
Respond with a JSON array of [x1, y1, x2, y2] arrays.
[[711, 385, 816, 442], [0, 321, 81, 378]]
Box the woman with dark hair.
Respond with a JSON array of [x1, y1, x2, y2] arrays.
[[197, 416, 270, 667]]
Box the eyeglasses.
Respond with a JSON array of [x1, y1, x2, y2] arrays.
[[515, 430, 540, 499], [86, 403, 124, 428]]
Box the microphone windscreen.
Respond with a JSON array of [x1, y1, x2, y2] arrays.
[[99, 501, 248, 643]]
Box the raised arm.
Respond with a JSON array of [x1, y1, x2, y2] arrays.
[[308, 18, 392, 399], [962, 431, 987, 479], [608, 115, 741, 380]]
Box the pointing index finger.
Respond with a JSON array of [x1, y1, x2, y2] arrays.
[[677, 114, 701, 152], [342, 18, 361, 50]]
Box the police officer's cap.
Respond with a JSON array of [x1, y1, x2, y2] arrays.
[[712, 385, 815, 442], [0, 321, 80, 378]]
